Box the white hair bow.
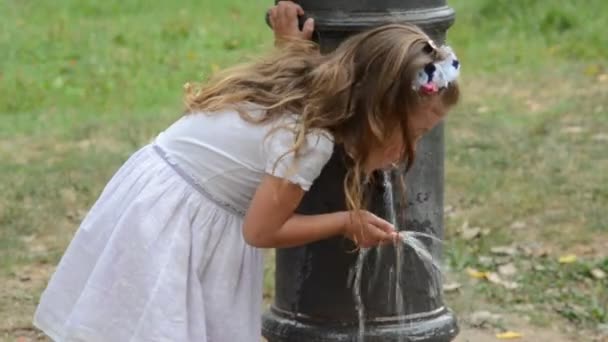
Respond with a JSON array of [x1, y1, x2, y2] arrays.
[[413, 45, 461, 94]]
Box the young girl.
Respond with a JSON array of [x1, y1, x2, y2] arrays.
[[34, 2, 460, 341]]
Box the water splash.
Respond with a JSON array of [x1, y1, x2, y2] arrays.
[[351, 170, 444, 341], [353, 247, 369, 341], [394, 238, 406, 342], [398, 231, 443, 299], [387, 171, 407, 342], [406, 231, 444, 245], [383, 170, 397, 225]]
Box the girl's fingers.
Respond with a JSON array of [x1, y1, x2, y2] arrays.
[[366, 224, 391, 243], [269, 7, 277, 28], [366, 212, 395, 234], [272, 1, 313, 40], [279, 2, 292, 27], [301, 18, 314, 40], [288, 5, 300, 30], [293, 3, 305, 16]]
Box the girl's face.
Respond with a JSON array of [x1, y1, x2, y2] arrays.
[[364, 95, 448, 173]]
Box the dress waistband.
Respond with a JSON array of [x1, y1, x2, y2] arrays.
[[151, 143, 246, 217]]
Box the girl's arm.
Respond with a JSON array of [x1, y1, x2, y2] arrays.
[[243, 175, 395, 248]]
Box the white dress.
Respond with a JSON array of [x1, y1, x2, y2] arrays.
[[33, 105, 334, 342]]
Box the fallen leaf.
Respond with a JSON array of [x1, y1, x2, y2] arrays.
[[470, 310, 502, 327], [494, 256, 513, 266], [486, 272, 503, 284], [510, 221, 526, 230], [584, 64, 601, 77], [555, 303, 587, 321], [21, 234, 36, 243], [570, 304, 587, 314], [443, 282, 462, 292], [502, 281, 520, 289], [558, 254, 577, 264], [490, 245, 517, 256], [461, 226, 481, 240], [525, 99, 543, 112], [486, 272, 519, 289], [571, 244, 597, 256], [60, 187, 78, 204], [513, 304, 535, 312], [477, 106, 489, 114], [478, 255, 494, 267], [561, 126, 584, 134], [498, 263, 517, 277], [518, 260, 533, 272], [533, 248, 550, 258], [29, 242, 48, 254], [599, 74, 608, 82], [592, 133, 608, 142], [466, 268, 488, 279], [590, 268, 606, 280], [77, 139, 92, 150], [496, 331, 523, 339]]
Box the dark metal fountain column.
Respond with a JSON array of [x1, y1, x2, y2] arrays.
[[262, 1, 458, 341]]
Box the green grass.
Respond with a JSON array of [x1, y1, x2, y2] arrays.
[[441, 2, 608, 333], [450, 0, 608, 72], [0, 0, 273, 136], [0, 0, 607, 339]]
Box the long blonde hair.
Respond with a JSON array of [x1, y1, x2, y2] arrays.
[[184, 23, 459, 212]]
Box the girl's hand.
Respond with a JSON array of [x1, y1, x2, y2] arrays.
[[341, 210, 398, 248], [269, 1, 315, 43]]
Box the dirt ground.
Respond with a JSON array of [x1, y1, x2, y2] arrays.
[[455, 316, 583, 342], [2, 265, 596, 342]]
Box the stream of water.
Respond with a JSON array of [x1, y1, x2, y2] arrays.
[[352, 170, 444, 341]]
